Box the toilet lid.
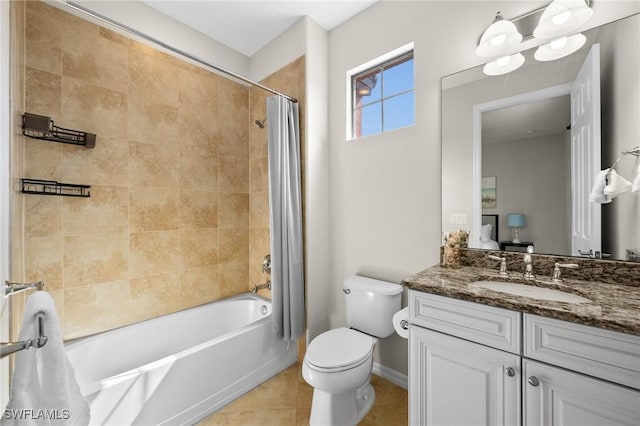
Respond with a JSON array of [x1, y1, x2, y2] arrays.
[[306, 328, 374, 370]]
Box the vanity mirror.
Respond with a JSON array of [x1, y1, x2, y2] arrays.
[[442, 13, 639, 261]]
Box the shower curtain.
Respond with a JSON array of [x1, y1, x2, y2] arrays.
[[266, 96, 305, 341]]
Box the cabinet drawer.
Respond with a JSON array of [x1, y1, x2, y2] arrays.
[[524, 314, 640, 390], [409, 290, 521, 354]]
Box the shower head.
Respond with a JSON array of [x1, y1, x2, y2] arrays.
[[254, 118, 266, 129]]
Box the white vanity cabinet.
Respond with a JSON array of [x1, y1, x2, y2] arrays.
[[408, 290, 640, 426]]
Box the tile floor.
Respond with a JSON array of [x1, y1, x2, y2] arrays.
[[197, 362, 408, 426]]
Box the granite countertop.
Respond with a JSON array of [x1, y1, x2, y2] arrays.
[[402, 264, 640, 336]]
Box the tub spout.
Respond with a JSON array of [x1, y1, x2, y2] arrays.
[[252, 281, 271, 293]]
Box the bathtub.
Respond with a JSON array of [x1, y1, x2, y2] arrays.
[[65, 293, 297, 425]]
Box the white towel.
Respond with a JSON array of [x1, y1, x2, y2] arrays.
[[604, 169, 632, 197], [2, 292, 89, 426], [632, 164, 640, 194], [589, 169, 612, 204]]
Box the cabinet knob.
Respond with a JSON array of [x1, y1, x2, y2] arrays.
[[504, 366, 516, 377], [527, 376, 540, 387]]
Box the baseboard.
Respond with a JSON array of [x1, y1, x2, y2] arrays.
[[372, 362, 408, 390]]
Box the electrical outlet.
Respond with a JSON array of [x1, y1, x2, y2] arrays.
[[450, 214, 467, 225]]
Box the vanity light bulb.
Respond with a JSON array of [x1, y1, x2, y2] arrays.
[[550, 36, 568, 50], [552, 7, 572, 25], [496, 56, 510, 66], [491, 33, 507, 46]]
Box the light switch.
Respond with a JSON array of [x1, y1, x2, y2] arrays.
[[450, 214, 467, 224]]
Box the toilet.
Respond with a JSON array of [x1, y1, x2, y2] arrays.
[[302, 276, 403, 426]]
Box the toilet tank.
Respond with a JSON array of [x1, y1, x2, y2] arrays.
[[343, 276, 403, 338]]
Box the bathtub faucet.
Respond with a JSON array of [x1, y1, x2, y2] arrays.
[[252, 281, 271, 293]]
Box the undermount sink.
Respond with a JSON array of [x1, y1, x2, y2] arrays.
[[469, 280, 591, 304]]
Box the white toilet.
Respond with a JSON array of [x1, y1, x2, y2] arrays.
[[302, 276, 403, 426]]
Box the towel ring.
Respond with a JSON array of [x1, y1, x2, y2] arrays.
[[605, 146, 640, 181]]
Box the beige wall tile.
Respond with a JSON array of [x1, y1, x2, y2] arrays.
[[25, 1, 63, 75], [250, 191, 269, 228], [250, 227, 271, 285], [178, 99, 218, 158], [180, 265, 220, 309], [129, 230, 180, 278], [217, 77, 249, 121], [128, 49, 179, 107], [180, 152, 218, 191], [128, 98, 179, 146], [61, 15, 128, 93], [25, 67, 61, 118], [129, 189, 180, 232], [180, 228, 218, 269], [23, 138, 62, 180], [220, 119, 249, 159], [219, 193, 249, 229], [180, 190, 219, 229], [219, 261, 250, 298], [24, 195, 62, 238], [61, 76, 128, 140], [62, 186, 128, 236], [250, 157, 269, 193], [219, 154, 249, 193], [24, 235, 63, 292], [60, 136, 128, 187], [63, 280, 131, 339], [130, 273, 180, 322], [63, 233, 129, 288], [129, 140, 180, 188], [219, 228, 249, 263], [178, 67, 217, 109]]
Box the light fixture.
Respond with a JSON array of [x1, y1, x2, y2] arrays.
[[476, 1, 592, 76], [475, 12, 523, 58], [507, 213, 526, 243], [534, 32, 587, 61], [533, 0, 593, 39], [483, 53, 525, 76]]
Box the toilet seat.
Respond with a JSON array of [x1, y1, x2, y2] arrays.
[[305, 328, 374, 372]]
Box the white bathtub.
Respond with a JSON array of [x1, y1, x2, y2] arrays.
[[65, 293, 297, 425]]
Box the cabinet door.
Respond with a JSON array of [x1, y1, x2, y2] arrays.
[[410, 326, 521, 426], [524, 359, 640, 426]]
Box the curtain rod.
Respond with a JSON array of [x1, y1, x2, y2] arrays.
[[63, 1, 298, 103]]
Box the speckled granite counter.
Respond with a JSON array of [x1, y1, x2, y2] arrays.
[[402, 264, 640, 336]]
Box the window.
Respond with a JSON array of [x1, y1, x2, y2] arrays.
[[350, 48, 414, 139]]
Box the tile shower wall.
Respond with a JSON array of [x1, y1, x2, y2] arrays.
[[248, 57, 306, 294], [19, 1, 253, 340]]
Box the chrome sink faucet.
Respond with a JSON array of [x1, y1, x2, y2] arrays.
[[523, 245, 535, 280], [552, 262, 579, 283], [487, 254, 508, 276]]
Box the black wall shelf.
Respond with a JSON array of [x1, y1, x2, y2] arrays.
[[21, 179, 91, 198], [22, 113, 96, 148]]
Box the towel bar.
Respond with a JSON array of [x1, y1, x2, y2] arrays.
[[252, 281, 272, 293], [0, 312, 48, 359], [4, 280, 45, 296]]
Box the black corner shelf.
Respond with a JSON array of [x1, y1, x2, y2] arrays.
[[21, 179, 91, 198], [22, 113, 96, 148]]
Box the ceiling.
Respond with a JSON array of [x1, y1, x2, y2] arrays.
[[141, 0, 379, 56], [482, 95, 571, 145]]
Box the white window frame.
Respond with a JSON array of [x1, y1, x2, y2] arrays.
[[346, 42, 415, 140]]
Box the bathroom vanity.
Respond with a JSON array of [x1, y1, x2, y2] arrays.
[[402, 255, 640, 426]]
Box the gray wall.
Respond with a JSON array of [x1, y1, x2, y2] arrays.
[[483, 134, 570, 255]]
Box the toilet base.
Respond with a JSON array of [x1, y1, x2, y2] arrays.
[[309, 380, 375, 426]]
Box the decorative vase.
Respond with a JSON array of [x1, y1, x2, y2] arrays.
[[442, 245, 461, 268]]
